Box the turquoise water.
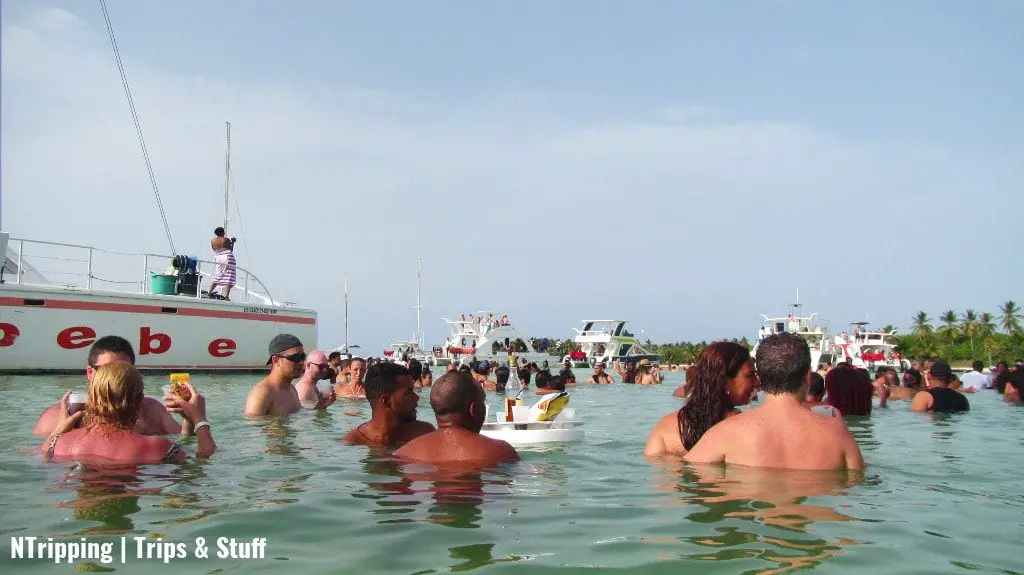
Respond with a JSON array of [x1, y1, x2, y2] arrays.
[[1, 369, 1021, 574]]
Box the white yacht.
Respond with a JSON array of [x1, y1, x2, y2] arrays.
[[834, 323, 909, 371], [560, 319, 659, 368], [752, 303, 838, 370], [426, 311, 551, 367]]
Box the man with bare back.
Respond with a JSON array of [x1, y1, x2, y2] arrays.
[[685, 332, 864, 471], [394, 371, 519, 467], [341, 363, 434, 448]]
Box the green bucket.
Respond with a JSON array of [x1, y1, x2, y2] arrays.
[[150, 274, 177, 295]]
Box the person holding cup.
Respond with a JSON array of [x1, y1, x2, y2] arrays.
[[33, 336, 183, 437], [42, 362, 215, 464], [294, 350, 338, 410]]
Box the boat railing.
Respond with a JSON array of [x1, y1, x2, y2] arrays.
[[3, 236, 290, 307]]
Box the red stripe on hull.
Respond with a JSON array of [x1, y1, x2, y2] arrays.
[[0, 297, 315, 325]]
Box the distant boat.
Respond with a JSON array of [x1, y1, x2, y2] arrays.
[[426, 311, 550, 367], [561, 319, 659, 368]]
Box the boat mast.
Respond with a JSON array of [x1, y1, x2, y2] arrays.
[[344, 273, 349, 351], [223, 121, 231, 230], [415, 258, 423, 349]]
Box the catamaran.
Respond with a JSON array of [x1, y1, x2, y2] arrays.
[[834, 322, 909, 371], [752, 299, 838, 370], [426, 311, 551, 367], [561, 319, 659, 368], [0, 5, 316, 372]]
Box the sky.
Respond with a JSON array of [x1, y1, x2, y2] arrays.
[[2, 0, 1022, 353]]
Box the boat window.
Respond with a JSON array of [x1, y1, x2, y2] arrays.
[[776, 322, 785, 333], [614, 323, 624, 336], [618, 343, 633, 356]]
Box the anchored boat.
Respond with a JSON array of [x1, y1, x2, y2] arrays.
[[427, 311, 551, 367], [561, 319, 659, 368], [0, 233, 316, 373]]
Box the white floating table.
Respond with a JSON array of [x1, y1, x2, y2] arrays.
[[480, 420, 584, 445]]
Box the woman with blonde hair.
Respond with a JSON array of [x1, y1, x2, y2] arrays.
[[41, 362, 215, 464]]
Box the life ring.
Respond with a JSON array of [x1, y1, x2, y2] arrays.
[[448, 346, 476, 355]]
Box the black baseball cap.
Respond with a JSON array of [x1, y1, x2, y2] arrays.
[[928, 360, 953, 380], [266, 333, 303, 364]]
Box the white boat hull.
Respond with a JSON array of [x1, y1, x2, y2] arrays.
[[0, 284, 317, 373]]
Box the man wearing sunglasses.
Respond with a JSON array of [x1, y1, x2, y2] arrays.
[[294, 350, 338, 409], [244, 334, 308, 416]]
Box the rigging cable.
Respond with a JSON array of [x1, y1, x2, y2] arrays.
[[229, 176, 253, 271], [98, 0, 176, 254]]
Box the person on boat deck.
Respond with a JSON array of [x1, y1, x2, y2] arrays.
[[683, 333, 864, 470], [294, 350, 337, 410], [634, 359, 662, 385], [244, 334, 307, 416], [615, 360, 637, 383], [208, 227, 237, 300], [472, 361, 498, 392], [645, 342, 757, 457], [336, 357, 368, 397], [588, 363, 615, 384], [42, 362, 215, 465], [341, 363, 435, 448], [911, 360, 970, 413], [33, 336, 183, 437], [394, 371, 519, 467]]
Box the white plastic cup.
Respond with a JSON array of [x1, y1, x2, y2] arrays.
[[316, 381, 333, 395], [67, 391, 87, 416], [511, 405, 529, 424], [162, 385, 174, 398]]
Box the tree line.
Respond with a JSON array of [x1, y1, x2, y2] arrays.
[[894, 300, 1022, 364], [535, 300, 1023, 367]]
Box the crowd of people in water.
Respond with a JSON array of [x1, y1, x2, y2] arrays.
[[31, 331, 1024, 471]]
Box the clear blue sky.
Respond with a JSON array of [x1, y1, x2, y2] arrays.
[[2, 1, 1022, 352]]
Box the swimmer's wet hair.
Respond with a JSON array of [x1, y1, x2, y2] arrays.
[[755, 332, 811, 394], [88, 335, 136, 367], [430, 371, 482, 416], [364, 362, 411, 403]]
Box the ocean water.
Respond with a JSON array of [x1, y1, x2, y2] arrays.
[[1, 369, 1021, 574]]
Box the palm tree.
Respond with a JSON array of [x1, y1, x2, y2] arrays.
[[978, 312, 998, 339], [961, 309, 979, 357], [979, 312, 999, 365], [911, 311, 932, 338], [939, 310, 959, 355], [1000, 300, 1021, 334]]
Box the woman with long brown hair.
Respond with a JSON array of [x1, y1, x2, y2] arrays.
[[41, 362, 215, 464], [823, 363, 874, 416], [645, 342, 758, 456]]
